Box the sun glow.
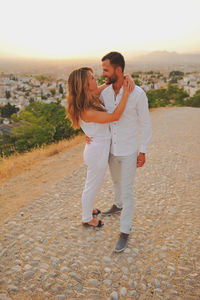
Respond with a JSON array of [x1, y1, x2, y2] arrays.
[[0, 0, 200, 59]]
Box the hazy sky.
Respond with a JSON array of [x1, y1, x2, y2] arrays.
[[0, 0, 200, 59]]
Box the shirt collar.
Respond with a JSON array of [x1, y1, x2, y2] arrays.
[[111, 85, 124, 95]]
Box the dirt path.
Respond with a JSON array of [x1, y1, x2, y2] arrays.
[[0, 107, 200, 300], [0, 142, 85, 224]]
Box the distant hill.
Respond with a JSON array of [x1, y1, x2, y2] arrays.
[[132, 51, 200, 64], [123, 51, 200, 72], [0, 57, 100, 76], [0, 51, 200, 74]]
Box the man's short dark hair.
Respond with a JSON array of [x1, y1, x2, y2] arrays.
[[102, 52, 125, 72]]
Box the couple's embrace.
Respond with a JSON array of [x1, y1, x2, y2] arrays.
[[67, 52, 152, 252]]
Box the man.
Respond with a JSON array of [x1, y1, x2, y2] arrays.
[[100, 52, 152, 252]]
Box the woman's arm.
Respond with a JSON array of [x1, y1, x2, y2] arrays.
[[97, 83, 109, 96], [124, 74, 135, 91], [81, 81, 131, 124], [96, 74, 134, 96]]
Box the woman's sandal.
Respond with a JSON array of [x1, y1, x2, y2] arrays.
[[92, 208, 101, 216], [83, 220, 104, 228]]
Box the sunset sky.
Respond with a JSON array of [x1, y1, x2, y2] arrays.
[[0, 0, 200, 59]]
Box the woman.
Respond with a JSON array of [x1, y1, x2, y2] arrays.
[[67, 67, 132, 227]]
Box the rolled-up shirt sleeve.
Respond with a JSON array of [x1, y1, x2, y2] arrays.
[[136, 91, 152, 153]]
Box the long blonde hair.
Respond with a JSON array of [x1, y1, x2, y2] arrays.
[[66, 67, 105, 128]]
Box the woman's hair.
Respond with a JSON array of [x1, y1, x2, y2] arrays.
[[66, 67, 105, 128]]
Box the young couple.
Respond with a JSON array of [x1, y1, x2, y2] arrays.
[[67, 52, 152, 252]]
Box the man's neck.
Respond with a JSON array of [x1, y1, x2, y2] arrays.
[[112, 76, 124, 95]]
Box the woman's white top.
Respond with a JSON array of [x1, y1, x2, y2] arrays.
[[80, 119, 111, 141], [80, 119, 111, 169]]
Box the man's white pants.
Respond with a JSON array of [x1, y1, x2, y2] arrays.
[[109, 151, 137, 234], [81, 138, 110, 223]]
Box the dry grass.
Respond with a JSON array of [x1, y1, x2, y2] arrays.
[[0, 133, 85, 182], [0, 108, 160, 182]]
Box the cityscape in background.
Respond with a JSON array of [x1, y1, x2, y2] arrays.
[[0, 50, 200, 156], [1, 50, 200, 122]]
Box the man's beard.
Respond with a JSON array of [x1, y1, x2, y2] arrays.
[[106, 74, 118, 85]]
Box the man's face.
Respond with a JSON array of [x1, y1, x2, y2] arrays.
[[102, 59, 118, 84]]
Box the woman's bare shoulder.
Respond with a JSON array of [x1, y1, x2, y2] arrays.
[[80, 109, 95, 122]]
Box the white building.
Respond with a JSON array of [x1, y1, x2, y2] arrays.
[[0, 98, 8, 105], [184, 86, 197, 97]]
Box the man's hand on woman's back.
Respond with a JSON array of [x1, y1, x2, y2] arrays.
[[85, 135, 93, 144]]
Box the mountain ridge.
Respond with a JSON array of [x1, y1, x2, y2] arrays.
[[131, 50, 200, 64], [0, 51, 200, 73]]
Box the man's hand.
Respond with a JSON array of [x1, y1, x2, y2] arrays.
[[85, 135, 93, 144], [137, 152, 145, 168], [124, 74, 135, 92]]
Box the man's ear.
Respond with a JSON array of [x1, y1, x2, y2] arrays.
[[116, 66, 122, 75]]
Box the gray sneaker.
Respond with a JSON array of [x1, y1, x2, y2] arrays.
[[114, 233, 129, 252], [102, 204, 122, 216]]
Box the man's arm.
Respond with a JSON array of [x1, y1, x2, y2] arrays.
[[136, 91, 152, 168]]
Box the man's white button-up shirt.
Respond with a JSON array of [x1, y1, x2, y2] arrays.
[[100, 85, 152, 156]]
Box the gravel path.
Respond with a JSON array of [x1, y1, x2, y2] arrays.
[[0, 107, 200, 300]]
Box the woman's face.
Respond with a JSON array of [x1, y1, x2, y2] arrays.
[[88, 71, 98, 93]]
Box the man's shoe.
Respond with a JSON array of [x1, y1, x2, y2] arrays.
[[114, 233, 129, 253], [102, 204, 122, 216]]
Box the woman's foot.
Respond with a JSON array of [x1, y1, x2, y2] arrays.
[[83, 218, 104, 227], [92, 208, 101, 216]]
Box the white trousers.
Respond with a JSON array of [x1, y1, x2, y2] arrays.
[[81, 138, 111, 223], [109, 151, 137, 234]]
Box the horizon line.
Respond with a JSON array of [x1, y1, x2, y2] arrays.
[[1, 50, 200, 62]]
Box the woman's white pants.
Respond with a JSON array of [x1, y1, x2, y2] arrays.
[[81, 138, 111, 223]]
